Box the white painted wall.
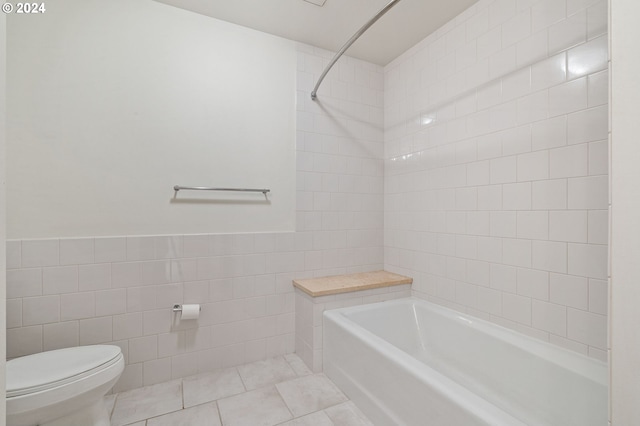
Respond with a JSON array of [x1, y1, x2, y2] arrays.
[[610, 0, 640, 424], [6, 0, 296, 239], [1, 7, 7, 422]]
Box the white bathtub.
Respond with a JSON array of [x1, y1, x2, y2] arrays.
[[323, 298, 608, 426]]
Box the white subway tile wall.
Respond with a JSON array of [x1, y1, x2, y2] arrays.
[[384, 0, 608, 360], [294, 284, 412, 373], [5, 44, 385, 392]]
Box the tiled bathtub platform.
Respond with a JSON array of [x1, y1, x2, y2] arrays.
[[293, 271, 412, 372], [108, 354, 372, 426]]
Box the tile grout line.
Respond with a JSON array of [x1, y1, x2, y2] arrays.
[[181, 379, 185, 409], [234, 366, 248, 392], [273, 381, 297, 422], [215, 400, 224, 426]]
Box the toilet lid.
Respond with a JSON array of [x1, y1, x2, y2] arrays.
[[6, 345, 122, 397]]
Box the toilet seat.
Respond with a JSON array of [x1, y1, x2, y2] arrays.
[[6, 345, 120, 398], [7, 345, 124, 426], [7, 345, 122, 398]]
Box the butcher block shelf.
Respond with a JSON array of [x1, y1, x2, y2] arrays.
[[293, 270, 413, 297]]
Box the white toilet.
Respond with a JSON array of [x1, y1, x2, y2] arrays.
[[6, 345, 124, 426]]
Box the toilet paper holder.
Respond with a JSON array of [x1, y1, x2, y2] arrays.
[[172, 304, 201, 312]]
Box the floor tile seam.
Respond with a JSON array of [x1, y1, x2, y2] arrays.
[[112, 388, 185, 426], [274, 383, 297, 423], [215, 398, 224, 426], [181, 366, 247, 407], [240, 368, 305, 395], [183, 385, 246, 410], [320, 406, 340, 423], [215, 385, 293, 426], [180, 379, 185, 410], [279, 354, 299, 373], [271, 406, 337, 426], [234, 365, 250, 392], [181, 397, 228, 412], [283, 354, 307, 377], [109, 394, 119, 419], [275, 375, 351, 419], [182, 366, 245, 384], [236, 362, 298, 391], [116, 378, 183, 400], [273, 375, 343, 420], [215, 382, 277, 405], [117, 403, 184, 426], [139, 400, 222, 426]]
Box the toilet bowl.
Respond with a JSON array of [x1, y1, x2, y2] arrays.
[[6, 345, 125, 426]]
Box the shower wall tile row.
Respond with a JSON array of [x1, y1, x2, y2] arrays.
[[383, 0, 608, 360], [6, 44, 385, 392]]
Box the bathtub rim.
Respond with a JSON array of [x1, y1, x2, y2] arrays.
[[324, 298, 531, 426], [324, 297, 607, 387]]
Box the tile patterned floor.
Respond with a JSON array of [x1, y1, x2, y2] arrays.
[[107, 354, 373, 426]]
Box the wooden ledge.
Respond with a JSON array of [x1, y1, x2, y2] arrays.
[[293, 270, 413, 297]]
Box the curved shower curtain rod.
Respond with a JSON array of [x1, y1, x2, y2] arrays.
[[310, 0, 403, 101]]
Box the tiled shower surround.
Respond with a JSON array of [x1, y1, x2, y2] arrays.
[[384, 0, 609, 359], [6, 0, 609, 396], [6, 44, 385, 392]]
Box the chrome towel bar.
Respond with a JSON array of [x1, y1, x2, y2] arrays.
[[173, 186, 270, 195]]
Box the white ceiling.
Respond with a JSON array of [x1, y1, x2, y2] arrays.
[[154, 0, 478, 66]]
